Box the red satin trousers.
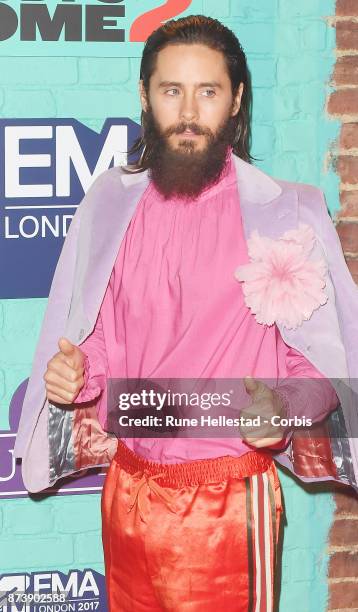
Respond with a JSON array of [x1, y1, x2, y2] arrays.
[[101, 440, 283, 612]]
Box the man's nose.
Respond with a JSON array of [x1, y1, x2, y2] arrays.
[[180, 93, 199, 122]]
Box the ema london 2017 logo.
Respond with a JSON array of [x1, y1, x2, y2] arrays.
[[0, 569, 107, 611]]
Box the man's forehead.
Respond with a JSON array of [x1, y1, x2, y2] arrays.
[[157, 42, 223, 58], [151, 44, 227, 79]]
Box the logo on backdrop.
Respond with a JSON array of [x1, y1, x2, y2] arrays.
[[0, 117, 140, 299], [0, 0, 193, 55], [0, 569, 107, 611]]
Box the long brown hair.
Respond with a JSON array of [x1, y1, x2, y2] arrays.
[[123, 14, 254, 173]]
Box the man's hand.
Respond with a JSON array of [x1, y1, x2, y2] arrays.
[[43, 337, 86, 404], [239, 376, 289, 449]]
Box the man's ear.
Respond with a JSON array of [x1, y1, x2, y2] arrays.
[[231, 82, 244, 117], [139, 80, 149, 113]]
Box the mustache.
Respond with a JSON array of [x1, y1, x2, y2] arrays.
[[164, 122, 212, 137]]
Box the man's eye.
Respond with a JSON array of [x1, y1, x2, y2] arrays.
[[203, 89, 216, 97], [165, 88, 180, 95]]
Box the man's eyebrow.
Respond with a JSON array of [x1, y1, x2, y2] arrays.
[[158, 80, 223, 89]]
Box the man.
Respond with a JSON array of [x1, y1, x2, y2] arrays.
[[14, 14, 358, 612]]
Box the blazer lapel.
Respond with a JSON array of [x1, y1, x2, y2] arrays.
[[233, 155, 299, 240]]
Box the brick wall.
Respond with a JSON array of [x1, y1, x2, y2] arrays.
[[328, 488, 358, 610], [328, 0, 358, 282], [327, 0, 358, 609]]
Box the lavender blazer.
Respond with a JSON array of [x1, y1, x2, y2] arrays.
[[13, 153, 358, 493]]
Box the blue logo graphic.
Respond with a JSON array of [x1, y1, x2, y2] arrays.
[[0, 118, 140, 299]]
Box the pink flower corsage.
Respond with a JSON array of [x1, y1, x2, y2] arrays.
[[234, 223, 329, 330]]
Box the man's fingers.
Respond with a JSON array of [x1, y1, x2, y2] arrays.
[[240, 399, 275, 424], [239, 411, 282, 442], [44, 342, 85, 405], [240, 424, 273, 441], [45, 359, 84, 384], [44, 370, 83, 393], [240, 381, 287, 449], [46, 385, 76, 404]]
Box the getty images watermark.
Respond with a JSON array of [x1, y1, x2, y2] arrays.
[[104, 378, 358, 439]]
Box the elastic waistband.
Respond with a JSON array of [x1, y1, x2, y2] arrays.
[[114, 440, 274, 488]]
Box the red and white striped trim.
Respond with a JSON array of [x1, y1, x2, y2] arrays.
[[251, 471, 274, 612]]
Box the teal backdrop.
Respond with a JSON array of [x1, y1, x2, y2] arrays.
[[0, 1, 340, 610]]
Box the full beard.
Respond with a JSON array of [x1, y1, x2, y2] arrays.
[[143, 106, 236, 201]]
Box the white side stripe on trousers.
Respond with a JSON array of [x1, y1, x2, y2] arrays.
[[252, 472, 272, 612]]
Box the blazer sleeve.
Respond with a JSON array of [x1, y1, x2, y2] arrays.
[[13, 202, 83, 459], [13, 171, 110, 460], [275, 345, 339, 422], [317, 188, 358, 381], [266, 346, 339, 452]]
